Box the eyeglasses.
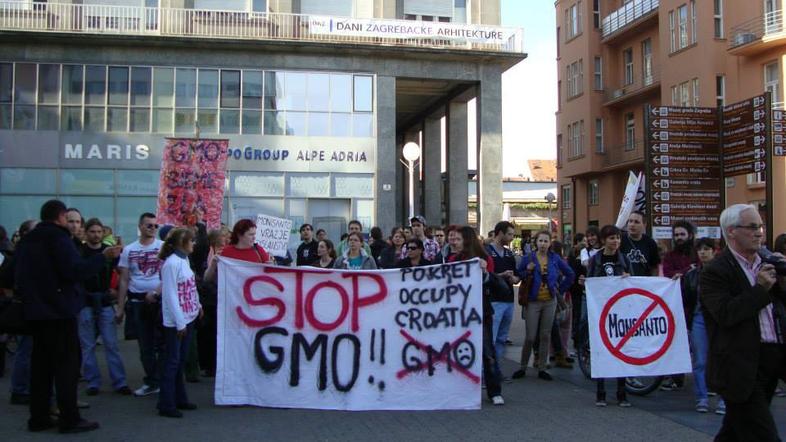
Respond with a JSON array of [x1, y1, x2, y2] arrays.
[[407, 245, 421, 251], [144, 223, 159, 229], [734, 224, 764, 232], [434, 234, 444, 237]]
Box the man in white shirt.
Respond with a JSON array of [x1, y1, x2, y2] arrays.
[[116, 212, 164, 397]]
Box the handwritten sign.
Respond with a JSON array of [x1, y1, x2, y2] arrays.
[[156, 138, 228, 229], [215, 259, 483, 410], [255, 214, 293, 257]]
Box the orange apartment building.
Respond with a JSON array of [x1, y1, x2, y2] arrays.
[[555, 0, 786, 241]]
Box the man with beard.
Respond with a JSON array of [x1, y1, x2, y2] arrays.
[[663, 221, 697, 278]]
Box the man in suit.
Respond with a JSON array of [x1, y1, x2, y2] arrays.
[[700, 204, 786, 441]]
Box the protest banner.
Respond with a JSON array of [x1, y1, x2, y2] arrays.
[[214, 259, 483, 410], [615, 171, 643, 229], [255, 214, 293, 257], [156, 138, 228, 229], [585, 276, 691, 378]]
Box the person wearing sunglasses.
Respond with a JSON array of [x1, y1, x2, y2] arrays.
[[396, 238, 432, 268], [117, 212, 165, 398]]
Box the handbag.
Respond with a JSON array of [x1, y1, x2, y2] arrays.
[[517, 274, 532, 307], [0, 296, 31, 335]]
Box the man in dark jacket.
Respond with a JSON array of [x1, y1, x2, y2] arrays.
[[700, 204, 786, 441], [15, 200, 121, 433]]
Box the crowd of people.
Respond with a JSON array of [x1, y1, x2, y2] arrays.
[[1, 200, 786, 440]]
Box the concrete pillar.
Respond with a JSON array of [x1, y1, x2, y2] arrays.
[[375, 76, 399, 235], [446, 100, 469, 225], [477, 65, 503, 237], [423, 115, 442, 226]]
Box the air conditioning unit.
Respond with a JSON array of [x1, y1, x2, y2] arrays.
[[734, 32, 757, 46], [612, 88, 626, 99]]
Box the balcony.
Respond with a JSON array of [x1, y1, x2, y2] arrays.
[[601, 0, 658, 42], [0, 1, 524, 54], [599, 140, 645, 170], [729, 10, 786, 56], [603, 69, 660, 106]]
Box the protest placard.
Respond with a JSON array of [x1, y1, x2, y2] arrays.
[[215, 259, 483, 410], [255, 214, 293, 257], [585, 276, 691, 378], [156, 138, 228, 229]]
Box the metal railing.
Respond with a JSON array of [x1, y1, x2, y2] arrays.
[[601, 0, 659, 39], [729, 9, 784, 49], [604, 68, 660, 104], [0, 1, 524, 53], [599, 140, 644, 168]]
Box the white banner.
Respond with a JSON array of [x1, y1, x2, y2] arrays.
[[307, 16, 517, 45], [615, 171, 643, 229], [255, 214, 292, 257], [215, 258, 484, 410], [585, 276, 691, 378]]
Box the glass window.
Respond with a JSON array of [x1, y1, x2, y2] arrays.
[[284, 72, 306, 111], [308, 112, 329, 136], [0, 63, 12, 103], [84, 107, 104, 132], [220, 109, 240, 133], [13, 105, 34, 130], [38, 64, 60, 104], [0, 196, 51, 235], [220, 70, 240, 108], [242, 110, 262, 134], [85, 65, 106, 105], [61, 196, 114, 227], [264, 71, 284, 110], [62, 65, 83, 105], [352, 113, 373, 137], [130, 108, 150, 132], [175, 68, 196, 107], [62, 106, 82, 131], [264, 110, 285, 135], [331, 113, 351, 137], [116, 196, 158, 240], [229, 197, 284, 218], [1, 105, 12, 129], [107, 108, 127, 132], [60, 169, 115, 194], [232, 173, 284, 197], [242, 70, 263, 109], [353, 75, 373, 112], [330, 74, 352, 112], [252, 0, 266, 12], [198, 109, 218, 133], [307, 73, 330, 111], [335, 175, 373, 198], [37, 106, 59, 130], [198, 69, 219, 108], [153, 108, 173, 133], [116, 170, 160, 195], [108, 66, 129, 106], [354, 199, 374, 228], [153, 67, 174, 107], [285, 111, 306, 135], [130, 67, 151, 106], [288, 174, 330, 198], [14, 63, 37, 105], [175, 108, 195, 133], [0, 168, 57, 194]]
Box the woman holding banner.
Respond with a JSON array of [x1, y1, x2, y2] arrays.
[[513, 231, 575, 382], [334, 232, 377, 270], [157, 228, 202, 418], [586, 225, 633, 408], [447, 226, 504, 406], [204, 220, 272, 282]]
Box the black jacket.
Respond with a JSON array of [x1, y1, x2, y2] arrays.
[[680, 265, 700, 330], [587, 251, 632, 278], [700, 248, 786, 403], [14, 222, 105, 321], [395, 257, 432, 268], [379, 245, 403, 269]]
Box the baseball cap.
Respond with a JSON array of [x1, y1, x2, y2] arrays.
[[410, 215, 427, 226]]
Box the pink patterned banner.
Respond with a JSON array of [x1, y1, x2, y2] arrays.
[[156, 138, 229, 230]]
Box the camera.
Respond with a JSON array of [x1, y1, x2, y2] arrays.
[[758, 248, 786, 276]]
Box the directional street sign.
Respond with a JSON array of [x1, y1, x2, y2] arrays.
[[722, 94, 769, 176], [773, 109, 786, 157]]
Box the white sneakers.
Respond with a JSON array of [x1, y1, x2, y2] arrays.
[[491, 395, 505, 406], [133, 385, 160, 397]]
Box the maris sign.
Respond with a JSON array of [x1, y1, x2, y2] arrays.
[[64, 143, 150, 160]]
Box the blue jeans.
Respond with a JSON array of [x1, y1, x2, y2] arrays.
[[129, 300, 165, 388], [691, 311, 710, 401], [10, 335, 32, 395], [491, 302, 514, 362], [157, 321, 195, 412], [78, 304, 128, 390]]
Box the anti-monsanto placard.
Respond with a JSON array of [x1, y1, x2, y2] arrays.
[[215, 258, 483, 410], [585, 276, 691, 378]]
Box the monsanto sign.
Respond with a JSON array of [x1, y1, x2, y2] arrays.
[[585, 276, 691, 378]]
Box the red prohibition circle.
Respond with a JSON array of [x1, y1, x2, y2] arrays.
[[598, 287, 675, 366]]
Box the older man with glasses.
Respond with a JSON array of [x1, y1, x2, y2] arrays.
[[701, 204, 786, 441]]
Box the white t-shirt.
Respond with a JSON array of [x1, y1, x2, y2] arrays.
[[580, 247, 601, 268], [118, 239, 163, 294]]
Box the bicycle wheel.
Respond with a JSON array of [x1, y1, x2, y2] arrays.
[[577, 342, 592, 379], [625, 376, 663, 396]]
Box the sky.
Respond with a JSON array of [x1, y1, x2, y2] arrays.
[[468, 1, 557, 178]]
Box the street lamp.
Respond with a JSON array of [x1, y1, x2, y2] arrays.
[[545, 192, 556, 232], [402, 142, 421, 219]]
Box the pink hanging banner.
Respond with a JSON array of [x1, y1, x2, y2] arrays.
[[156, 138, 229, 229]]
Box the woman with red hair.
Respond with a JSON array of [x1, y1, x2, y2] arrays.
[[204, 219, 271, 282]]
